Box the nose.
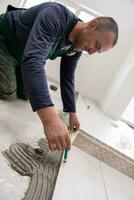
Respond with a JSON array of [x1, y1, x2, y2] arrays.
[[97, 49, 103, 54], [89, 48, 97, 55]]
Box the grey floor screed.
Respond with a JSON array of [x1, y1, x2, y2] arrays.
[[3, 139, 63, 200]]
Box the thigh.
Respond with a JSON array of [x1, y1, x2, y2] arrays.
[[0, 47, 17, 100]]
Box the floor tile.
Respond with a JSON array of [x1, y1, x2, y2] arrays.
[[101, 162, 134, 200], [53, 146, 107, 200]]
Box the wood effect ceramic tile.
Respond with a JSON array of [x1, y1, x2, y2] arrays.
[[76, 94, 134, 160]]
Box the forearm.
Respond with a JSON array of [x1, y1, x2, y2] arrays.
[[37, 106, 59, 126], [60, 52, 82, 112], [61, 81, 76, 112], [60, 61, 76, 113], [22, 60, 54, 111]]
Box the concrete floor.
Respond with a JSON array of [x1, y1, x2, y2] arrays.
[[0, 99, 41, 200], [0, 82, 134, 199]]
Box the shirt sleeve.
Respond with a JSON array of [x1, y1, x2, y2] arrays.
[[21, 6, 65, 111], [60, 51, 82, 113]]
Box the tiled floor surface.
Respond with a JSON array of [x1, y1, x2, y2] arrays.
[[0, 82, 134, 199], [53, 146, 134, 200]]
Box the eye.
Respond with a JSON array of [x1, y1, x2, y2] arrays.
[[96, 41, 101, 51]]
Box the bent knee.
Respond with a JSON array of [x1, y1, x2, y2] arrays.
[[0, 90, 17, 100], [0, 53, 17, 100], [0, 82, 17, 100]]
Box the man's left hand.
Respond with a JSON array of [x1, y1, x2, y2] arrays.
[[69, 112, 80, 132]]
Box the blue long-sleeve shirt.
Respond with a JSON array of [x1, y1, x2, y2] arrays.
[[5, 2, 82, 112]]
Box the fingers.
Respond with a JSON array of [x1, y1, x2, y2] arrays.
[[49, 142, 56, 151], [65, 134, 71, 151], [70, 124, 80, 132], [43, 114, 73, 151], [74, 124, 80, 132], [69, 114, 80, 132], [48, 132, 71, 151]]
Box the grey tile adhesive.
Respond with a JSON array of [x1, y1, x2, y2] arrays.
[[3, 106, 134, 199], [2, 138, 63, 200], [2, 111, 69, 200]]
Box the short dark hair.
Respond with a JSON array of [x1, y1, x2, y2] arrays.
[[95, 16, 118, 46]]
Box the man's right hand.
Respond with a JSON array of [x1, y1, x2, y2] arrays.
[[37, 107, 71, 151]]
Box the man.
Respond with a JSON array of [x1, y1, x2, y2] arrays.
[[0, 2, 118, 151]]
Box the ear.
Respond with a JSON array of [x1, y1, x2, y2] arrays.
[[88, 19, 99, 29]]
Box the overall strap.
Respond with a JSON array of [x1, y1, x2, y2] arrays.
[[47, 10, 78, 60]]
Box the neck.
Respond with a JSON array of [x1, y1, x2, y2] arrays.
[[68, 21, 87, 43]]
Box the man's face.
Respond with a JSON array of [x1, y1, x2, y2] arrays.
[[72, 21, 115, 55]]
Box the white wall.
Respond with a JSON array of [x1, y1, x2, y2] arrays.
[[100, 45, 134, 119], [0, 0, 22, 13], [74, 0, 134, 119], [46, 0, 134, 119], [1, 0, 134, 119]]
